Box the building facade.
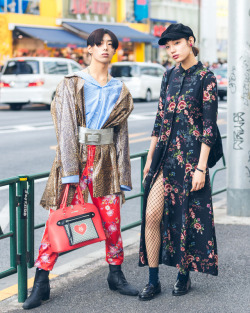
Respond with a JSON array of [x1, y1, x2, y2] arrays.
[[0, 0, 153, 65], [149, 0, 200, 63]]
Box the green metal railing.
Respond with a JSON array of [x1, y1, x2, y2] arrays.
[[0, 177, 18, 279], [0, 151, 147, 302], [0, 142, 226, 302]]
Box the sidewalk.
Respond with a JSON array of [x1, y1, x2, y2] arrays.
[[1, 204, 250, 313]]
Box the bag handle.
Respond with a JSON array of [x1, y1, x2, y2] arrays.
[[60, 184, 84, 210]]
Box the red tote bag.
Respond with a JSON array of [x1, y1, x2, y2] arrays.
[[48, 184, 106, 253]]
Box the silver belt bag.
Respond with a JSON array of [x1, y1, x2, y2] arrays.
[[78, 127, 114, 145]]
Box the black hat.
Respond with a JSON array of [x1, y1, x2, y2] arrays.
[[158, 23, 196, 46]]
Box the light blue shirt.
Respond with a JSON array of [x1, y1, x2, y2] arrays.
[[62, 71, 131, 191]]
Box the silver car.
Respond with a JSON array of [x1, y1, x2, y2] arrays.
[[111, 62, 165, 102]]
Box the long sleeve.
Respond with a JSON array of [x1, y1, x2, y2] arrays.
[[151, 72, 167, 137], [200, 73, 218, 147], [51, 78, 80, 178], [114, 119, 132, 190]]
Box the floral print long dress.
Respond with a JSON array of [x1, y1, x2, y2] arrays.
[[139, 61, 218, 276]]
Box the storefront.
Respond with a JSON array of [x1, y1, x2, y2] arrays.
[[0, 0, 154, 65], [12, 25, 87, 64], [61, 20, 155, 63]]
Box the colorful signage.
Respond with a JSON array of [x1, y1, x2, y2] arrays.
[[134, 0, 148, 21], [70, 0, 111, 15]]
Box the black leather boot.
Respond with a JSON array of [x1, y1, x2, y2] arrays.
[[107, 265, 139, 296], [172, 277, 191, 296], [22, 268, 50, 310]]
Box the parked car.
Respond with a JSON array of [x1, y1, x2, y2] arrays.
[[213, 68, 228, 101], [0, 57, 82, 110], [111, 62, 166, 102]]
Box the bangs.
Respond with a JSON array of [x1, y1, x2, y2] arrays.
[[165, 36, 188, 45], [87, 28, 119, 49]]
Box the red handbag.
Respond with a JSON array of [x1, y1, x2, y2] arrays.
[[48, 184, 106, 253]]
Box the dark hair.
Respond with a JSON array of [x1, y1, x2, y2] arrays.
[[165, 35, 199, 57], [87, 28, 119, 50]]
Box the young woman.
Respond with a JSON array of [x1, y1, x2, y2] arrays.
[[23, 28, 138, 310], [138, 23, 218, 301]]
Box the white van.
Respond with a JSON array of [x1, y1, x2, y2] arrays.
[[0, 57, 82, 110], [111, 62, 166, 102]]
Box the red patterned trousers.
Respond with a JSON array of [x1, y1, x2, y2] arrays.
[[35, 145, 124, 271]]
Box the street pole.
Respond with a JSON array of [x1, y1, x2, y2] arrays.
[[227, 0, 250, 216]]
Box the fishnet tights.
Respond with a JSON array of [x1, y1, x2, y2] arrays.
[[145, 170, 164, 267]]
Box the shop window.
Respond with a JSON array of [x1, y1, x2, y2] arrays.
[[43, 62, 69, 75], [4, 60, 39, 75]]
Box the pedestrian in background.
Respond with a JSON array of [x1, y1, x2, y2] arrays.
[[23, 28, 138, 310], [139, 23, 218, 301]]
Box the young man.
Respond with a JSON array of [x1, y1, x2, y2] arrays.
[[23, 29, 138, 310]]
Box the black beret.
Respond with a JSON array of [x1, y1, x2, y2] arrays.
[[158, 23, 196, 46]]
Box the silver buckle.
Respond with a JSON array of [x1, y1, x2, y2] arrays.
[[85, 133, 101, 144]]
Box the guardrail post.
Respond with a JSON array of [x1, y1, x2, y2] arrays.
[[9, 182, 17, 269], [17, 176, 28, 303]]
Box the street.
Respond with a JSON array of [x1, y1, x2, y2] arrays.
[[0, 99, 228, 289]]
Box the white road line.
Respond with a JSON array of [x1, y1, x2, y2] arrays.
[[0, 125, 54, 134]]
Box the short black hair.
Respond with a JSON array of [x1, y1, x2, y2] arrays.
[[87, 28, 119, 50]]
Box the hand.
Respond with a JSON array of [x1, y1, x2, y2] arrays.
[[190, 170, 205, 192], [143, 159, 152, 179]]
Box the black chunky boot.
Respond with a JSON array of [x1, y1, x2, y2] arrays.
[[107, 265, 139, 296], [172, 271, 191, 296], [22, 268, 50, 310]]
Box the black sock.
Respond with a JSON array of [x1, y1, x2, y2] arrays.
[[149, 267, 159, 287], [177, 270, 189, 282]]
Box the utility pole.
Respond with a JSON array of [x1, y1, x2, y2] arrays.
[[227, 0, 250, 216]]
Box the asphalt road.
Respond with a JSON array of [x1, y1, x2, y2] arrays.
[[2, 224, 249, 313], [0, 99, 228, 289]]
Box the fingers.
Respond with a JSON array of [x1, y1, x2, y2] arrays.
[[191, 182, 205, 192]]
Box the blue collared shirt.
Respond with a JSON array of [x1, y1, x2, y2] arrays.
[[62, 71, 131, 191]]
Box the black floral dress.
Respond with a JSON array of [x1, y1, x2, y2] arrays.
[[139, 61, 218, 276]]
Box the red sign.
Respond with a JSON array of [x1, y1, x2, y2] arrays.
[[70, 0, 111, 15], [153, 25, 166, 37]]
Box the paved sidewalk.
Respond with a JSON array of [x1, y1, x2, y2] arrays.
[[1, 208, 250, 313]]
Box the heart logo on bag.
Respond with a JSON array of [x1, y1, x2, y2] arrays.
[[74, 223, 87, 235]]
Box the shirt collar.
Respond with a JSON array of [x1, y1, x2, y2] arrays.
[[179, 61, 202, 74]]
